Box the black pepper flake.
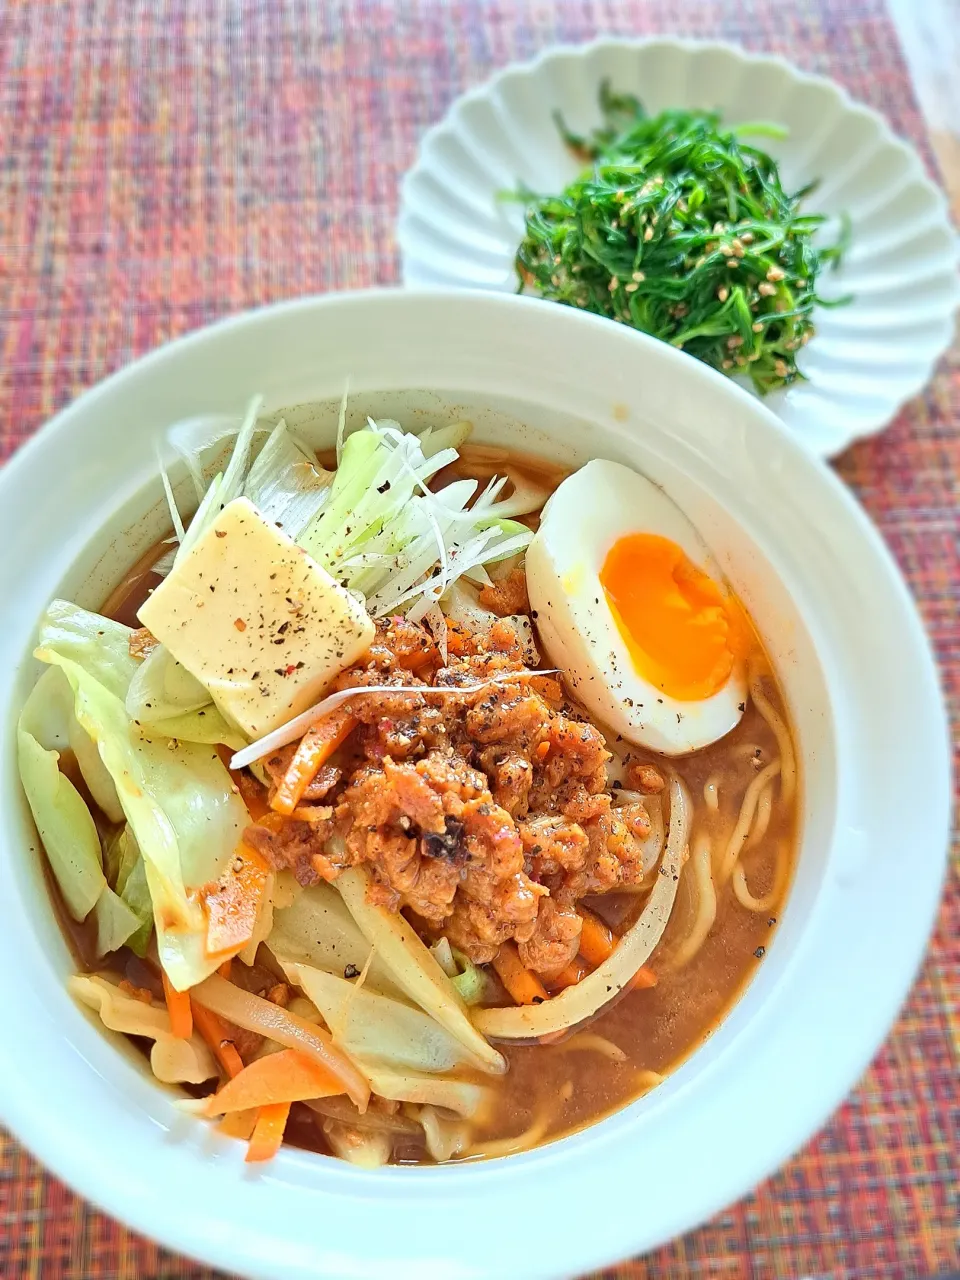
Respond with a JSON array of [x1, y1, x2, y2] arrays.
[[423, 816, 466, 861], [343, 963, 360, 979], [767, 916, 777, 927], [754, 946, 766, 959], [738, 702, 746, 713], [612, 779, 622, 790], [377, 480, 391, 494], [531, 996, 545, 1004], [215, 530, 227, 538]]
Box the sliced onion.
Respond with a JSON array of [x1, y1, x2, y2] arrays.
[[471, 777, 691, 1041], [191, 973, 370, 1110]]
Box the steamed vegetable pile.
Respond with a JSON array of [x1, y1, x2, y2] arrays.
[[512, 84, 850, 395], [18, 402, 692, 1165]]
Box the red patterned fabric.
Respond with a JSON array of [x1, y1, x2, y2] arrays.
[[0, 2, 956, 1277]]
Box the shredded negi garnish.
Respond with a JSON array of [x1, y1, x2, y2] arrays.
[[511, 82, 851, 395]]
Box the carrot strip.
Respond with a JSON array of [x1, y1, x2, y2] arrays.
[[218, 1109, 259, 1141], [534, 740, 551, 762], [203, 842, 269, 959], [577, 908, 616, 967], [192, 973, 370, 1110], [204, 1048, 343, 1116], [550, 958, 590, 991], [245, 1101, 291, 1163], [628, 965, 658, 991], [493, 942, 549, 1006], [551, 957, 656, 997], [190, 1001, 244, 1079], [271, 709, 357, 816], [161, 970, 193, 1040]]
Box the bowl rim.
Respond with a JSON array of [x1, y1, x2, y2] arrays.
[[0, 287, 950, 1279], [397, 35, 960, 457]]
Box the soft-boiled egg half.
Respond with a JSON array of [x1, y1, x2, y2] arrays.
[[526, 459, 748, 754]]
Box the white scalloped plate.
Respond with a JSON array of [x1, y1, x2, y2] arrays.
[[399, 39, 960, 456]]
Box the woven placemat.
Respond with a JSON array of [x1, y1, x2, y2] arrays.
[[0, 1, 956, 1276]]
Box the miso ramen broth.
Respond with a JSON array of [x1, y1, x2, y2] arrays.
[[23, 411, 798, 1166]]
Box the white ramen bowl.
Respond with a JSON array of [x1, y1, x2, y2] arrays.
[[0, 290, 949, 1280], [398, 38, 960, 457]]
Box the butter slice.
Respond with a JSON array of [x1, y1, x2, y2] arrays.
[[138, 497, 374, 739]]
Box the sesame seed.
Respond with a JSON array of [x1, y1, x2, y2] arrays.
[[719, 242, 734, 256], [766, 265, 785, 282], [717, 286, 729, 302], [752, 321, 763, 332], [625, 282, 639, 293], [758, 281, 777, 296], [727, 335, 743, 350], [632, 270, 645, 282], [731, 237, 745, 257], [644, 227, 653, 241]]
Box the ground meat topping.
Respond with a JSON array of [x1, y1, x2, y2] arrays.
[[128, 627, 159, 661], [625, 760, 666, 794], [242, 615, 652, 974], [478, 565, 530, 617]]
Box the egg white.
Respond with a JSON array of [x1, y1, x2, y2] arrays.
[[526, 459, 747, 755]]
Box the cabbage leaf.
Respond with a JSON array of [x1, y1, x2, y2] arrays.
[[35, 601, 248, 989], [69, 974, 217, 1084], [282, 962, 481, 1075], [335, 865, 504, 1074], [125, 642, 244, 747], [17, 674, 105, 921], [268, 882, 406, 998]]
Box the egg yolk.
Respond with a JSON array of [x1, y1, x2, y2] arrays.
[[600, 533, 740, 701]]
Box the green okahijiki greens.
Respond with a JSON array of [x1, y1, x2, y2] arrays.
[[512, 84, 850, 395]]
